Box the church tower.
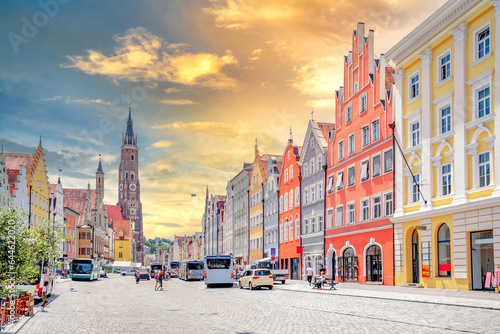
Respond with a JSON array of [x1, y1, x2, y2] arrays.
[[118, 107, 143, 264]]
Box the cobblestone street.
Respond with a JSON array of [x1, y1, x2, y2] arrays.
[[10, 275, 500, 334]]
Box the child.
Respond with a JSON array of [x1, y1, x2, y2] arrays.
[[41, 281, 49, 311]]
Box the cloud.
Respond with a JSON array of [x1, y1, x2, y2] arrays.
[[41, 96, 112, 105], [154, 222, 183, 227], [249, 48, 263, 61], [159, 99, 199, 105], [63, 27, 239, 89], [151, 140, 176, 148], [164, 87, 181, 94]]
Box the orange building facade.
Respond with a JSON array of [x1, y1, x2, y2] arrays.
[[278, 137, 302, 280], [325, 23, 395, 285]]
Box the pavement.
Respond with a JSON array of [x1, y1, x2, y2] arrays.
[[3, 275, 500, 333], [277, 279, 500, 310]]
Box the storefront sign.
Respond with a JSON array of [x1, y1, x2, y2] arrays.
[[422, 265, 430, 278]]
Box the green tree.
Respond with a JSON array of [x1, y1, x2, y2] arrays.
[[0, 206, 37, 297]]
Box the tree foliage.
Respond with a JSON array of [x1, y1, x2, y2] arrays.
[[0, 206, 66, 297]]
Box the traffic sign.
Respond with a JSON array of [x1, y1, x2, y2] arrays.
[[271, 256, 276, 261], [271, 248, 276, 256]]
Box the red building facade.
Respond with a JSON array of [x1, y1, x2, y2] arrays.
[[325, 23, 395, 285], [278, 137, 302, 280]]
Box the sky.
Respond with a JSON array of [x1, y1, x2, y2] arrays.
[[0, 0, 448, 240]]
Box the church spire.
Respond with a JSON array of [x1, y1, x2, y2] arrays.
[[123, 106, 137, 146], [97, 154, 104, 173]]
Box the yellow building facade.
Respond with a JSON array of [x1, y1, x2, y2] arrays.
[[114, 220, 132, 261], [249, 142, 265, 263], [387, 0, 500, 290]]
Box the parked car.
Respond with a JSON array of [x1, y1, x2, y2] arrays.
[[99, 269, 108, 278], [238, 269, 274, 290], [121, 269, 138, 276], [139, 271, 150, 280]]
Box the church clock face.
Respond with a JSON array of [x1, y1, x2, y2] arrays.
[[130, 184, 136, 191]]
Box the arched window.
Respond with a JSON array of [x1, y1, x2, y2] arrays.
[[125, 172, 128, 179], [131, 154, 134, 161], [289, 190, 293, 210], [437, 224, 451, 277], [284, 193, 288, 212], [131, 173, 134, 180], [284, 221, 288, 242]]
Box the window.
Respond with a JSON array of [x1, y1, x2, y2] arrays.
[[289, 190, 293, 210], [412, 174, 421, 203], [285, 169, 288, 182], [336, 171, 344, 190], [284, 193, 288, 212], [477, 27, 490, 60], [440, 106, 452, 134], [338, 140, 345, 160], [327, 175, 334, 194], [346, 105, 352, 123], [304, 189, 308, 205], [361, 160, 370, 182], [479, 152, 491, 187], [477, 87, 491, 118], [336, 206, 344, 226], [131, 154, 134, 161], [439, 53, 451, 82], [304, 164, 308, 178], [295, 187, 299, 207], [304, 219, 309, 234], [327, 209, 333, 228], [361, 199, 369, 221], [295, 219, 300, 240], [280, 224, 283, 243], [310, 137, 314, 149], [119, 242, 123, 248], [311, 217, 316, 233], [372, 196, 381, 219], [411, 121, 420, 146], [318, 183, 323, 201], [119, 252, 123, 258], [409, 73, 419, 99], [384, 149, 393, 173], [362, 126, 370, 147], [372, 120, 380, 142], [442, 164, 452, 196], [372, 155, 381, 177], [311, 186, 316, 202], [347, 166, 355, 187], [347, 204, 355, 224], [279, 196, 283, 213], [289, 220, 293, 240], [360, 93, 367, 113], [384, 193, 393, 216], [310, 159, 315, 174], [318, 156, 323, 170], [289, 165, 293, 179], [348, 134, 355, 154], [284, 222, 288, 242], [318, 215, 323, 232], [437, 224, 451, 277]]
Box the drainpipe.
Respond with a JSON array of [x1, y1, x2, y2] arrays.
[[389, 122, 396, 286], [28, 185, 32, 229], [261, 182, 265, 260]]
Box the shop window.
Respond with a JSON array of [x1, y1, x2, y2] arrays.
[[437, 224, 451, 277]]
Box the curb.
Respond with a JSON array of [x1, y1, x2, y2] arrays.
[[276, 285, 500, 311]]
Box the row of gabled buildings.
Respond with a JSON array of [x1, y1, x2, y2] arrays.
[[0, 108, 145, 269], [202, 0, 500, 291]]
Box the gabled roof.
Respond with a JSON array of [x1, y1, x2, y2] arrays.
[[105, 204, 126, 226], [299, 120, 335, 165], [7, 169, 19, 197], [114, 219, 131, 240], [4, 154, 35, 171], [63, 188, 89, 227]]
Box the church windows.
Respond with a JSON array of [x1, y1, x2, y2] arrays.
[[126, 172, 128, 179], [131, 173, 135, 180], [131, 154, 134, 161]]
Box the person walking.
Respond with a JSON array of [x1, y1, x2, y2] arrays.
[[135, 270, 140, 284], [40, 281, 49, 311], [306, 265, 314, 286], [154, 271, 159, 290], [158, 270, 164, 291]]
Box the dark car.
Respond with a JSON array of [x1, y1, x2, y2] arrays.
[[139, 271, 150, 280]]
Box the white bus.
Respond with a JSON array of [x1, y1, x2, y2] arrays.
[[203, 255, 234, 288], [179, 261, 204, 281]]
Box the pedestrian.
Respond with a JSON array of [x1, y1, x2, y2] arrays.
[[135, 270, 140, 284], [319, 265, 326, 276], [154, 271, 159, 290], [158, 270, 164, 291], [40, 281, 49, 311], [306, 265, 314, 286]]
